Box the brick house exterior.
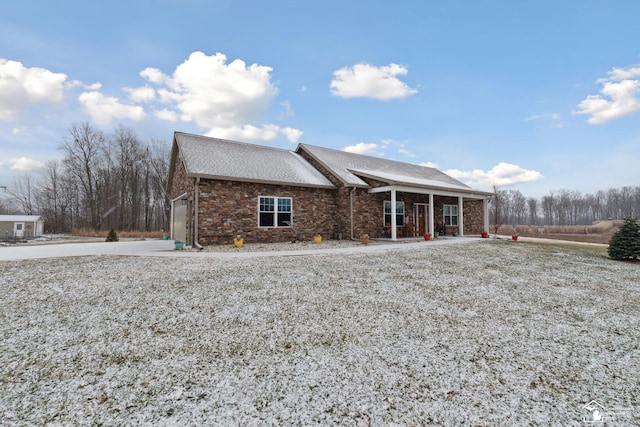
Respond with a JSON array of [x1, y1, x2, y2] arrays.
[[167, 132, 492, 246]]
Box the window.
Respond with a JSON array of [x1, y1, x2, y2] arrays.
[[16, 223, 23, 230], [259, 196, 292, 227], [444, 204, 458, 226], [384, 201, 405, 227]]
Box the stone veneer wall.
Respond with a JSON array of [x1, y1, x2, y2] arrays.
[[169, 155, 193, 201], [432, 196, 485, 235], [462, 199, 485, 234], [196, 180, 338, 245], [296, 150, 354, 239]]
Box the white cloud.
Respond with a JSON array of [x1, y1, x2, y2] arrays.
[[574, 64, 640, 124], [278, 100, 294, 119], [280, 127, 303, 143], [0, 59, 67, 121], [154, 108, 179, 121], [596, 66, 640, 83], [378, 138, 414, 158], [141, 51, 301, 142], [397, 148, 415, 158], [9, 157, 44, 172], [124, 85, 156, 103], [85, 82, 102, 91], [205, 124, 302, 143], [343, 142, 379, 155], [446, 162, 544, 187], [330, 63, 417, 100], [419, 161, 439, 168], [78, 91, 146, 126], [525, 112, 564, 128], [140, 67, 166, 85]]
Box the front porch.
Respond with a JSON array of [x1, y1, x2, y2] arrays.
[[369, 185, 491, 241]]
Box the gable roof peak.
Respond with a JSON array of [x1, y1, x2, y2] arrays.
[[170, 132, 335, 188]]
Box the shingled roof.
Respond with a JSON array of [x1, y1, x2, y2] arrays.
[[168, 132, 491, 197], [297, 143, 491, 196], [168, 132, 335, 188]]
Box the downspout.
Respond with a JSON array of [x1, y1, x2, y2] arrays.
[[350, 186, 356, 240], [193, 177, 203, 250]]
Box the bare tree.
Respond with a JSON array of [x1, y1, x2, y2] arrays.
[[147, 138, 170, 231], [9, 173, 39, 215], [527, 197, 539, 225], [37, 160, 69, 232], [511, 190, 527, 225], [107, 125, 144, 230], [60, 123, 106, 229], [491, 185, 500, 236]]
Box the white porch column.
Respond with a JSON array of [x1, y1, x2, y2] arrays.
[[483, 198, 490, 234], [428, 193, 434, 236], [458, 196, 464, 236], [391, 189, 397, 241]]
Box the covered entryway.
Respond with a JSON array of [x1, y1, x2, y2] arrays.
[[369, 186, 491, 241]]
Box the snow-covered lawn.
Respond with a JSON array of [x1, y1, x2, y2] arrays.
[[1, 240, 638, 425]]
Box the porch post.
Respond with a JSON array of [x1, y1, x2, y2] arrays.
[[458, 196, 464, 236], [483, 197, 489, 235], [391, 189, 397, 241], [428, 193, 434, 236]]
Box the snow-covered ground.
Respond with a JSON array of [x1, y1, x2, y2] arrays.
[[0, 239, 638, 425]]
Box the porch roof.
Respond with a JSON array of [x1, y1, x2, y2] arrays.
[[297, 143, 492, 197], [350, 169, 493, 198]]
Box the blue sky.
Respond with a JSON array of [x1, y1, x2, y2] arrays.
[[1, 0, 639, 198]]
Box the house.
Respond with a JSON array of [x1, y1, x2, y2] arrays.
[[166, 132, 493, 246], [0, 215, 45, 240]]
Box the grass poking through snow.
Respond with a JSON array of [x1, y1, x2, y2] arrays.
[[0, 240, 638, 425]]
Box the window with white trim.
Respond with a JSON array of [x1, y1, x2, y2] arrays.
[[444, 204, 458, 226], [259, 196, 292, 227], [384, 201, 405, 226]]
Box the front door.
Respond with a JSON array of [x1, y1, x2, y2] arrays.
[[14, 223, 24, 238], [414, 204, 429, 236]]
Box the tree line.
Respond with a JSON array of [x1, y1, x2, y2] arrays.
[[489, 186, 640, 227], [1, 122, 638, 233], [2, 123, 171, 233]]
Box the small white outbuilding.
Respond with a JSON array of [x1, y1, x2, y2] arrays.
[[0, 215, 45, 240]]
